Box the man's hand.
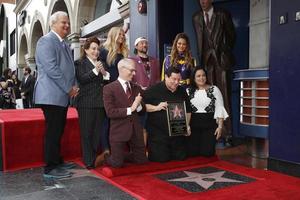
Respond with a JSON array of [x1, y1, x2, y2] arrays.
[[69, 86, 79, 98], [131, 93, 142, 112], [156, 102, 168, 111]]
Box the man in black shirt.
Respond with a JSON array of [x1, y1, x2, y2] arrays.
[[143, 67, 191, 162]]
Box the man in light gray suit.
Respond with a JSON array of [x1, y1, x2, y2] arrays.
[[34, 11, 79, 179]]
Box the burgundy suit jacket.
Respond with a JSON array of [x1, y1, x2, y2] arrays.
[[103, 80, 145, 142], [130, 56, 160, 89]]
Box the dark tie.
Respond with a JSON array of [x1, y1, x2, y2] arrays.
[[62, 40, 66, 48], [125, 82, 132, 99], [205, 12, 211, 30], [61, 40, 69, 52]]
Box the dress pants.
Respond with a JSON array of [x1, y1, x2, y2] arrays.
[[148, 126, 187, 162], [101, 116, 110, 151], [77, 107, 105, 167], [206, 56, 232, 135], [41, 105, 68, 173], [23, 98, 29, 108], [107, 129, 147, 168]]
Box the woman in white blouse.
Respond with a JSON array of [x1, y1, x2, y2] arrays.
[[186, 67, 228, 157]]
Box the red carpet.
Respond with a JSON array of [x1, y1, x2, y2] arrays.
[[92, 159, 300, 200], [95, 156, 218, 178], [0, 108, 81, 171]]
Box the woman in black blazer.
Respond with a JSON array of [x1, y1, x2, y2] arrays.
[[75, 37, 110, 169]]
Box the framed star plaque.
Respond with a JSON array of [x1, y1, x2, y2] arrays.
[[166, 101, 188, 136]]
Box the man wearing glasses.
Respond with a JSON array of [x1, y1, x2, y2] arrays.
[[96, 58, 148, 167]]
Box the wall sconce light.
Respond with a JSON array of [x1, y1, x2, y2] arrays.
[[296, 11, 300, 21], [279, 13, 288, 25]]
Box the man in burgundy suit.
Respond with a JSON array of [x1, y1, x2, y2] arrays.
[[96, 58, 148, 168]]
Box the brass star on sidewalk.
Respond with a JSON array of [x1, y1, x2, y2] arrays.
[[169, 171, 243, 189]]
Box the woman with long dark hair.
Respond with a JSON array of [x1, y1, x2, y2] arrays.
[[161, 33, 195, 88], [186, 67, 228, 157], [75, 37, 109, 169]]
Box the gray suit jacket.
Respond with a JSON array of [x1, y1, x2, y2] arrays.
[[34, 31, 75, 107]]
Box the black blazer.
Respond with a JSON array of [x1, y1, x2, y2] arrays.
[[75, 57, 105, 108]]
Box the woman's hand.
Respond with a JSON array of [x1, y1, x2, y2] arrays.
[[214, 127, 222, 140], [95, 61, 106, 75]]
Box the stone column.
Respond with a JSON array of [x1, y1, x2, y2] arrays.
[[68, 32, 80, 61], [249, 0, 270, 69]]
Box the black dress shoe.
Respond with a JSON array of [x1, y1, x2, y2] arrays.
[[86, 165, 95, 170], [58, 162, 76, 170], [43, 168, 72, 179]]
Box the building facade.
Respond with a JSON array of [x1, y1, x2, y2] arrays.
[[13, 0, 130, 75], [0, 2, 16, 73]]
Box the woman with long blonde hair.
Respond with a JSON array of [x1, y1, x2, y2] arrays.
[[98, 27, 129, 153], [99, 26, 129, 82]]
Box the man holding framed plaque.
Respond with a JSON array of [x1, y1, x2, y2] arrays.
[[143, 67, 191, 162]]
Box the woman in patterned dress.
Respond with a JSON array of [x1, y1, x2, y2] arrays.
[[186, 67, 228, 157]]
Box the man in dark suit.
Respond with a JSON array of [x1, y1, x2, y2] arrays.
[[193, 0, 236, 134], [97, 58, 148, 168], [20, 67, 35, 108], [34, 11, 79, 179]]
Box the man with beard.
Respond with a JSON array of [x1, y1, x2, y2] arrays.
[[130, 37, 160, 146], [130, 37, 160, 90]]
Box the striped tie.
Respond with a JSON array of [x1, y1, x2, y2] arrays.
[[125, 82, 131, 99]]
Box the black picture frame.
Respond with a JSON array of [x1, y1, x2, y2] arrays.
[[166, 101, 188, 137]]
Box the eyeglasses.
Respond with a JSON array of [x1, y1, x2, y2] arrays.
[[123, 66, 136, 73]]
